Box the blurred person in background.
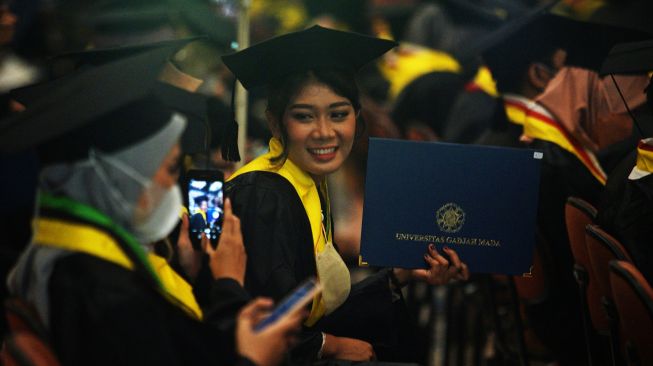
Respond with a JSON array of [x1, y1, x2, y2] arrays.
[[596, 40, 653, 284], [0, 0, 40, 338]]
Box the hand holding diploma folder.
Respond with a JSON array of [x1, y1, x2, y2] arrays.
[[360, 138, 542, 276]]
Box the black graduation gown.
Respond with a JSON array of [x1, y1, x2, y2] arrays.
[[28, 202, 254, 366], [47, 252, 252, 366], [225, 171, 408, 363], [473, 98, 523, 149], [598, 150, 653, 283]]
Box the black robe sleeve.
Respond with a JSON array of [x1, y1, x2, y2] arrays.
[[48, 253, 252, 366]]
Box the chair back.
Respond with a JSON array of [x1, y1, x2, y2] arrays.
[[1, 333, 61, 366], [512, 238, 548, 303], [585, 225, 633, 333], [565, 197, 603, 322], [609, 260, 653, 366], [565, 197, 597, 270], [565, 197, 601, 364]]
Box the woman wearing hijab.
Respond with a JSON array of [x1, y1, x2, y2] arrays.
[[222, 26, 470, 363], [3, 48, 303, 366]]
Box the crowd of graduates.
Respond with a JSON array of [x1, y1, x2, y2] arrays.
[[0, 0, 652, 365]]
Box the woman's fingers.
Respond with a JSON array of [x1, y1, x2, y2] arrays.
[[180, 212, 190, 231], [202, 233, 212, 255], [222, 198, 238, 236], [240, 297, 274, 320], [427, 244, 449, 267]]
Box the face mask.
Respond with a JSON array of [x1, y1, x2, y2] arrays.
[[87, 149, 181, 244], [132, 184, 182, 244]]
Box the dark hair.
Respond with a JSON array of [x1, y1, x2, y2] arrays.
[[486, 44, 560, 94], [266, 69, 363, 164]]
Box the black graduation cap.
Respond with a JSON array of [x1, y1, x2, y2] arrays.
[[440, 0, 529, 26], [83, 0, 173, 36], [0, 46, 182, 163], [221, 25, 398, 90], [600, 39, 653, 75], [561, 19, 651, 71], [83, 0, 236, 48], [454, 1, 558, 68], [457, 1, 650, 73], [47, 37, 203, 79], [9, 37, 239, 160], [10, 37, 201, 104], [193, 195, 209, 205]]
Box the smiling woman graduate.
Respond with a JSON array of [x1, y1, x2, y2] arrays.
[[222, 25, 470, 363]]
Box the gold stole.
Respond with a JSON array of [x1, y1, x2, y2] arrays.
[[503, 96, 607, 185], [636, 140, 653, 173], [34, 218, 203, 320]]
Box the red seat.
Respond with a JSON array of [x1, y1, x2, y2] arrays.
[[1, 333, 61, 366], [585, 225, 633, 365], [0, 299, 60, 366], [609, 260, 653, 366], [564, 197, 599, 363]]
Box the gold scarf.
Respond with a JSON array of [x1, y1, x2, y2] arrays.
[[34, 218, 203, 320], [503, 95, 607, 185], [635, 139, 653, 176]]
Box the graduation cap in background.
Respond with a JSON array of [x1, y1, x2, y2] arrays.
[[0, 45, 191, 164], [221, 25, 398, 90], [455, 1, 558, 71], [600, 39, 653, 75], [9, 37, 240, 160], [599, 39, 653, 134], [10, 37, 202, 104], [561, 19, 652, 71], [84, 0, 173, 34], [193, 195, 209, 205], [440, 0, 529, 26], [83, 0, 236, 48], [457, 0, 651, 75], [46, 37, 204, 79]]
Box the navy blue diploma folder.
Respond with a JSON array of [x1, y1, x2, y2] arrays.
[[360, 138, 542, 275]]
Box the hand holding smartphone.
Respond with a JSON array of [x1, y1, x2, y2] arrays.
[[254, 278, 322, 332], [185, 169, 224, 249]]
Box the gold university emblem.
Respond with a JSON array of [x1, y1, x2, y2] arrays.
[[436, 203, 465, 233]]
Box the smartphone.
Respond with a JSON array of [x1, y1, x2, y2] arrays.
[[254, 278, 322, 332], [185, 169, 224, 249]]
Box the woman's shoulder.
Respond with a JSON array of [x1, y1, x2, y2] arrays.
[[226, 171, 298, 199]]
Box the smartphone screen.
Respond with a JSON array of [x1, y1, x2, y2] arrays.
[[254, 278, 321, 332], [186, 169, 224, 248]]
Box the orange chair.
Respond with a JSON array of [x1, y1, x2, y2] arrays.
[[609, 260, 653, 366], [0, 299, 60, 366], [585, 225, 633, 366], [565, 197, 599, 364], [1, 333, 61, 366]]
